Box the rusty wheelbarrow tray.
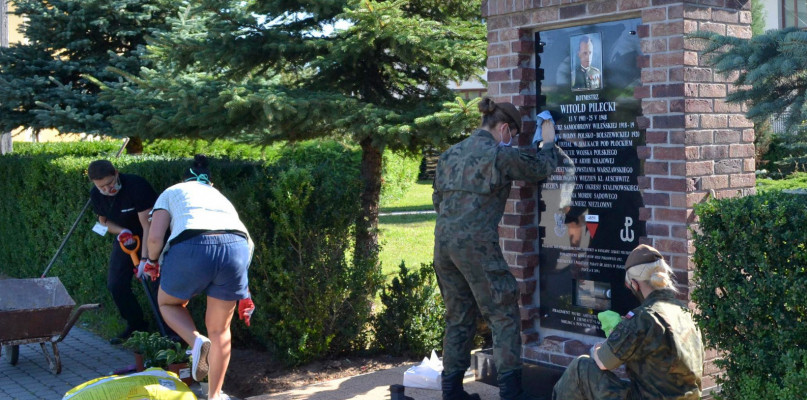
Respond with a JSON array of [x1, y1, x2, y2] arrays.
[[0, 277, 100, 374]]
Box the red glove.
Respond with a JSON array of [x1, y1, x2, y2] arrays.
[[143, 259, 160, 281], [133, 259, 147, 279], [238, 297, 255, 327], [117, 229, 135, 247]]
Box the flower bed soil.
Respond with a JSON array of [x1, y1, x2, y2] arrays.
[[224, 348, 412, 398]]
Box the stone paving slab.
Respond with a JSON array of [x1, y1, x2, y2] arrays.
[[0, 326, 134, 400], [246, 365, 500, 400]]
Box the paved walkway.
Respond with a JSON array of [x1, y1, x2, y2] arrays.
[[1, 326, 503, 400], [0, 326, 135, 399], [246, 366, 499, 400]]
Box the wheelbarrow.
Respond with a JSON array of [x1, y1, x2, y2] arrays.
[[0, 277, 100, 374]]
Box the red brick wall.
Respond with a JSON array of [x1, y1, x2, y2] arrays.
[[485, 0, 755, 393]]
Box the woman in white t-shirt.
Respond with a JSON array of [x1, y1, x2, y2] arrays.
[[144, 155, 253, 400]]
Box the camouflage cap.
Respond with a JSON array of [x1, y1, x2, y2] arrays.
[[496, 102, 522, 134], [625, 244, 663, 271]]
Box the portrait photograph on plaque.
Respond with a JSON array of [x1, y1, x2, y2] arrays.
[[535, 18, 646, 337], [570, 33, 603, 91]]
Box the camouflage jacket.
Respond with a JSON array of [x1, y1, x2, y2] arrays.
[[433, 129, 561, 241], [597, 289, 704, 400]]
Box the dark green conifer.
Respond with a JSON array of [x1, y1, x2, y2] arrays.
[[105, 0, 487, 262], [0, 0, 178, 144], [696, 27, 807, 175]]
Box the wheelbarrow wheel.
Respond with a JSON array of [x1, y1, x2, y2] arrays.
[[3, 345, 19, 365]]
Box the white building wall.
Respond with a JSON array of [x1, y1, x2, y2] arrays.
[[761, 0, 781, 30]]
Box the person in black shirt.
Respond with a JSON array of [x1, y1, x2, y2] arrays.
[[88, 160, 158, 344]]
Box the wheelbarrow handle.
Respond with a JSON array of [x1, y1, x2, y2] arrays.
[[54, 303, 101, 343]]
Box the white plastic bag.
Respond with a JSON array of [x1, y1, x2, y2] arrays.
[[403, 350, 443, 390]]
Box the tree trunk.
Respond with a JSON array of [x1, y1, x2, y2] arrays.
[[0, 132, 11, 155], [355, 137, 382, 266], [126, 136, 143, 154]]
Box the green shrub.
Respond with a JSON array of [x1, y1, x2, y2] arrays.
[[757, 171, 807, 193], [733, 349, 807, 400], [0, 140, 380, 366], [246, 142, 383, 365], [142, 138, 275, 160], [380, 151, 421, 204], [12, 140, 122, 156], [372, 261, 445, 357], [693, 191, 807, 399]]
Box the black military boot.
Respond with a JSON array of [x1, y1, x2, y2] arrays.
[[442, 370, 482, 400], [499, 369, 542, 400]]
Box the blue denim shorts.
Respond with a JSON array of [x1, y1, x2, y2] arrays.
[[161, 233, 250, 301]]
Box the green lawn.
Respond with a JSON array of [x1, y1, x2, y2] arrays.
[[378, 180, 436, 279], [378, 213, 436, 278], [380, 180, 435, 212]]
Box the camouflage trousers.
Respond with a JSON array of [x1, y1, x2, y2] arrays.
[[552, 356, 629, 400], [433, 237, 521, 377]]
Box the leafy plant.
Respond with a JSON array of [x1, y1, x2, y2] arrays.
[[155, 342, 190, 367], [124, 331, 188, 369]]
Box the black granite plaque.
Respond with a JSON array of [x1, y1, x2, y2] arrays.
[[536, 18, 646, 336]]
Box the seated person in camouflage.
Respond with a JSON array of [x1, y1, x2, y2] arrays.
[[433, 97, 562, 400], [552, 244, 704, 400]]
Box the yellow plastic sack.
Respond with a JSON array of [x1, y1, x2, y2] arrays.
[[62, 368, 197, 400]]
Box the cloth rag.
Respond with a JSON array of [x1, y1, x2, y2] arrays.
[[534, 110, 556, 144]]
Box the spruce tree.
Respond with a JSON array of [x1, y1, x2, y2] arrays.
[[104, 0, 487, 263], [696, 28, 807, 175], [0, 0, 178, 147]]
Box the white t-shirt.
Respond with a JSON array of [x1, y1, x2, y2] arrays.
[[152, 181, 253, 260]]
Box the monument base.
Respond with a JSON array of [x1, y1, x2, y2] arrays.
[[473, 349, 566, 399]]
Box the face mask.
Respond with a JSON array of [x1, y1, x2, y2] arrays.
[[99, 176, 122, 196], [499, 126, 513, 147], [627, 280, 645, 303]]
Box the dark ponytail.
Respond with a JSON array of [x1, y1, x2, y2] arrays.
[[184, 154, 211, 184], [478, 97, 521, 133]]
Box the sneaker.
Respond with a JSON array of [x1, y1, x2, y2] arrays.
[[191, 335, 211, 381], [209, 393, 231, 400]]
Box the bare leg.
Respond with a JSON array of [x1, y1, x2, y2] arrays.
[[205, 296, 237, 400], [157, 288, 198, 345]]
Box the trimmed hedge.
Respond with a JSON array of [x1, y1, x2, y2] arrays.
[[12, 140, 122, 156], [693, 191, 807, 399], [12, 139, 277, 159], [0, 141, 381, 365], [12, 139, 422, 206]]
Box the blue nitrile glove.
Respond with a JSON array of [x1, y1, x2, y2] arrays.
[[535, 110, 556, 144]]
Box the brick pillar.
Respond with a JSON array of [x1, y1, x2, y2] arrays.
[[485, 0, 755, 394], [486, 5, 546, 347]]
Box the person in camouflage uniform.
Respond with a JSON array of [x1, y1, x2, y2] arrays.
[[552, 244, 704, 400], [433, 97, 562, 400]]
